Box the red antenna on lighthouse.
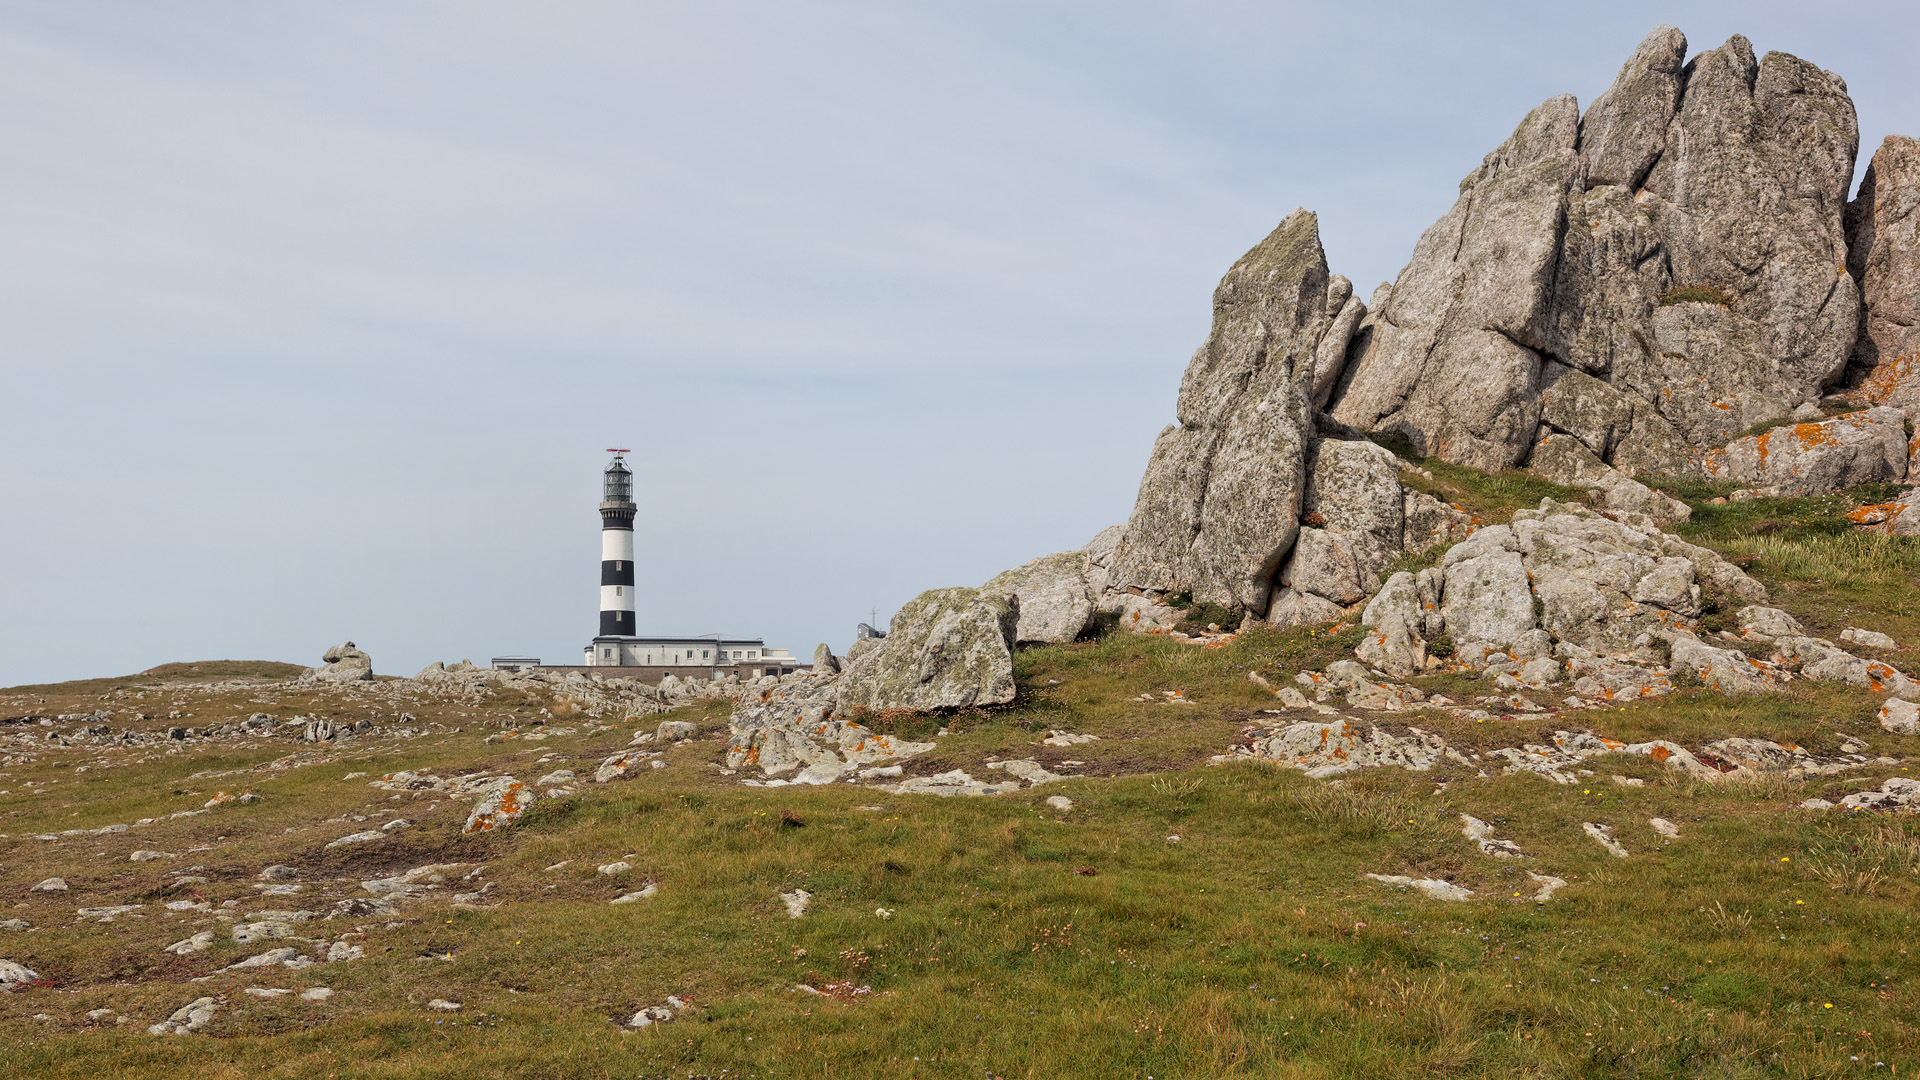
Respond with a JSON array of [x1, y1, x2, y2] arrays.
[[606, 448, 630, 453]]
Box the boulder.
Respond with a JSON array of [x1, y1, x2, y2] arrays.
[[982, 551, 1095, 645], [1703, 408, 1908, 496], [1846, 135, 1920, 410], [811, 643, 841, 675], [1356, 571, 1426, 679], [0, 959, 39, 989], [835, 587, 1018, 712], [313, 641, 373, 682]]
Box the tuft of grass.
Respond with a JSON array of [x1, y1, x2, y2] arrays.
[[1658, 283, 1736, 307]]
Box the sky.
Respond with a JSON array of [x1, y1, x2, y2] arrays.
[[4, 1, 1918, 687]]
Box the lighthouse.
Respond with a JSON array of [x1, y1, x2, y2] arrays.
[[581, 451, 798, 676], [598, 451, 637, 637]]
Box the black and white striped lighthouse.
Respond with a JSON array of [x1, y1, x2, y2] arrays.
[[598, 451, 637, 637]]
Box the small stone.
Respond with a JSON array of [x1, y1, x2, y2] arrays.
[[0, 920, 29, 931], [1841, 627, 1898, 651], [258, 865, 299, 882], [1365, 874, 1473, 901], [1649, 817, 1681, 841], [86, 1008, 115, 1021], [29, 878, 67, 893], [324, 830, 386, 850], [165, 931, 217, 956], [779, 889, 811, 919], [1045, 795, 1075, 811], [301, 987, 333, 1001], [610, 884, 658, 905], [129, 850, 172, 862], [656, 720, 697, 742], [243, 987, 291, 998], [628, 1005, 674, 1027], [1582, 822, 1630, 858], [427, 999, 461, 1012], [597, 861, 632, 876], [148, 996, 220, 1035], [1526, 872, 1567, 902]]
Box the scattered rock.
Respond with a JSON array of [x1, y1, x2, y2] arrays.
[[0, 959, 40, 989], [462, 779, 535, 834], [1807, 776, 1920, 810], [725, 676, 933, 784], [1460, 814, 1524, 857], [129, 849, 172, 862], [324, 830, 386, 850], [1365, 874, 1473, 902], [1526, 872, 1568, 902], [165, 932, 216, 955], [258, 865, 299, 882], [657, 720, 697, 742], [1649, 817, 1681, 841], [610, 884, 658, 904], [1880, 698, 1920, 734], [779, 889, 811, 919], [878, 769, 1022, 797], [427, 999, 461, 1012], [1243, 719, 1449, 777], [148, 996, 219, 1035], [0, 920, 29, 931], [301, 987, 333, 1001], [1041, 730, 1099, 747], [1841, 627, 1898, 651], [1045, 795, 1075, 811], [595, 751, 651, 783], [597, 861, 632, 876], [29, 878, 67, 893], [1582, 822, 1630, 858]]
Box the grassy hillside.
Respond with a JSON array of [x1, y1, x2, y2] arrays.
[[3, 485, 1920, 1077]]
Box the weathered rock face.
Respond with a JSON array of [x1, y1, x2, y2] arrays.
[[1846, 136, 1920, 411], [1529, 434, 1691, 524], [835, 587, 1018, 712], [1106, 210, 1331, 611], [982, 551, 1095, 645], [313, 642, 373, 682], [1702, 408, 1908, 496], [1330, 95, 1580, 470], [1324, 27, 1863, 481]]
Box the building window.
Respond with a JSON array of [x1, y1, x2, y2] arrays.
[[702, 650, 710, 659], [749, 650, 757, 658]]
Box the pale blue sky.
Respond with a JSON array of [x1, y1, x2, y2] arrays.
[[3, 2, 1915, 685]]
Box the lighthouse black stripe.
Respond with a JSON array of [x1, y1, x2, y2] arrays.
[[600, 507, 636, 530], [601, 560, 635, 586], [600, 610, 635, 636]]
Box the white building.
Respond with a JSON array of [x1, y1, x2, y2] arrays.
[[582, 637, 796, 675]]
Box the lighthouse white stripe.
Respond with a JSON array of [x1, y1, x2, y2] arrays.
[[601, 529, 635, 561], [600, 584, 636, 612]]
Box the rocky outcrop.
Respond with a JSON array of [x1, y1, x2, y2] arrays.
[[982, 551, 1096, 645], [726, 675, 934, 784], [1106, 210, 1332, 610], [835, 587, 1018, 712], [1324, 27, 1863, 480], [1846, 136, 1920, 410], [1703, 408, 1908, 496], [312, 642, 373, 682]]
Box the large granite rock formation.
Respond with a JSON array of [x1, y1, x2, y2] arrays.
[[1103, 210, 1471, 618], [1326, 27, 1862, 479], [982, 552, 1096, 646]]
